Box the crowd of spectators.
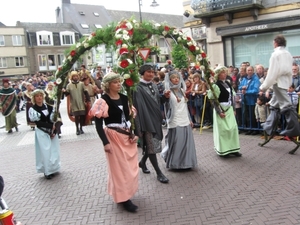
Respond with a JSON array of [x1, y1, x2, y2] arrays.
[[154, 61, 300, 135], [1, 61, 299, 135]]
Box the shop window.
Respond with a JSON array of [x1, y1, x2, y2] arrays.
[[256, 42, 273, 67], [234, 45, 251, 67]]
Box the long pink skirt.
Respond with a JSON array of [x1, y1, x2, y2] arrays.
[[104, 128, 139, 203]]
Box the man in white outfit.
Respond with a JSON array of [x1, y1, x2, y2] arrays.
[[260, 34, 300, 136]]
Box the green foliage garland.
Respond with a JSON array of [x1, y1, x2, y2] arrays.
[[52, 17, 215, 127]]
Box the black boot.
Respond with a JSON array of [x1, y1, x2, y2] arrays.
[[279, 107, 300, 136], [148, 154, 169, 183], [122, 200, 138, 212], [139, 153, 150, 174]]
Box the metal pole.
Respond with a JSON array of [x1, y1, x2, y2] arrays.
[[138, 0, 142, 22]]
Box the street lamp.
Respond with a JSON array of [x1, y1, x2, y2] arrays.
[[138, 0, 159, 22], [138, 0, 142, 22], [150, 0, 159, 7]]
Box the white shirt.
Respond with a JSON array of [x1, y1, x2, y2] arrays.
[[260, 46, 293, 91]]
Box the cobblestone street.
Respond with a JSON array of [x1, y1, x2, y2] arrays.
[[1, 99, 300, 225]]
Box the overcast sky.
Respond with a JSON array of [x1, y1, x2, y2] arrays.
[[1, 0, 183, 26]]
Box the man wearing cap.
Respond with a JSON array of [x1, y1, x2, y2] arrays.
[[78, 64, 95, 85], [133, 64, 170, 183], [63, 71, 90, 135], [0, 79, 19, 133]]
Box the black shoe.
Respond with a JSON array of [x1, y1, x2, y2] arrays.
[[8, 129, 12, 133], [139, 162, 150, 174], [76, 131, 80, 135], [157, 173, 169, 183], [15, 127, 18, 132], [80, 130, 84, 134], [219, 154, 231, 158], [44, 174, 53, 179], [58, 135, 61, 139], [232, 152, 242, 157], [122, 200, 138, 212]]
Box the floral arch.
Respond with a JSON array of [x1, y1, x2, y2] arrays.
[[52, 18, 214, 123]]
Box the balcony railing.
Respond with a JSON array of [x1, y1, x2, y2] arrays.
[[191, 0, 264, 17]]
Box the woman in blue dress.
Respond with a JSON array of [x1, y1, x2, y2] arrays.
[[29, 89, 61, 179]]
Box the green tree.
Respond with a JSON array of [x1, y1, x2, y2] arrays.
[[171, 43, 189, 69]]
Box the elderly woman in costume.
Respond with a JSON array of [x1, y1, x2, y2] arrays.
[[207, 65, 242, 158], [91, 72, 139, 213], [63, 71, 90, 135], [161, 71, 197, 169], [0, 79, 19, 133], [28, 89, 61, 179]]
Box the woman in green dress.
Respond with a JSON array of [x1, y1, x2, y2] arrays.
[[207, 65, 242, 158]]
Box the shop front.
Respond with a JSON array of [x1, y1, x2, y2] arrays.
[[218, 16, 300, 67]]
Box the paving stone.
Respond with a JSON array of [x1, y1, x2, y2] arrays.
[[1, 100, 300, 224]]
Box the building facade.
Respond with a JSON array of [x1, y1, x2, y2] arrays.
[[184, 0, 300, 68], [56, 0, 184, 70], [0, 26, 30, 78], [17, 22, 81, 75]]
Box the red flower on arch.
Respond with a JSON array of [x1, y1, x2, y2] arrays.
[[120, 59, 129, 68], [119, 48, 129, 55], [116, 40, 123, 46], [189, 45, 196, 52], [201, 52, 207, 58], [70, 50, 76, 57], [164, 26, 170, 31], [125, 78, 134, 87]]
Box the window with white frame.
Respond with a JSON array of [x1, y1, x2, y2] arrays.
[[12, 35, 22, 46], [80, 24, 89, 29], [95, 24, 102, 29], [48, 55, 55, 66], [38, 54, 47, 67], [60, 31, 75, 45], [15, 57, 24, 67], [0, 58, 7, 68], [57, 54, 65, 66], [36, 31, 53, 46], [0, 36, 4, 46]]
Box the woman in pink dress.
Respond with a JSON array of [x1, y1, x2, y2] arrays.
[[91, 72, 139, 213]]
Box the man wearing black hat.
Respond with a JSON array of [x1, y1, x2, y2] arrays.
[[133, 64, 170, 183], [0, 79, 19, 133]]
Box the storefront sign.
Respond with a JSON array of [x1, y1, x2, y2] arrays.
[[216, 16, 300, 36], [245, 24, 268, 31]]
